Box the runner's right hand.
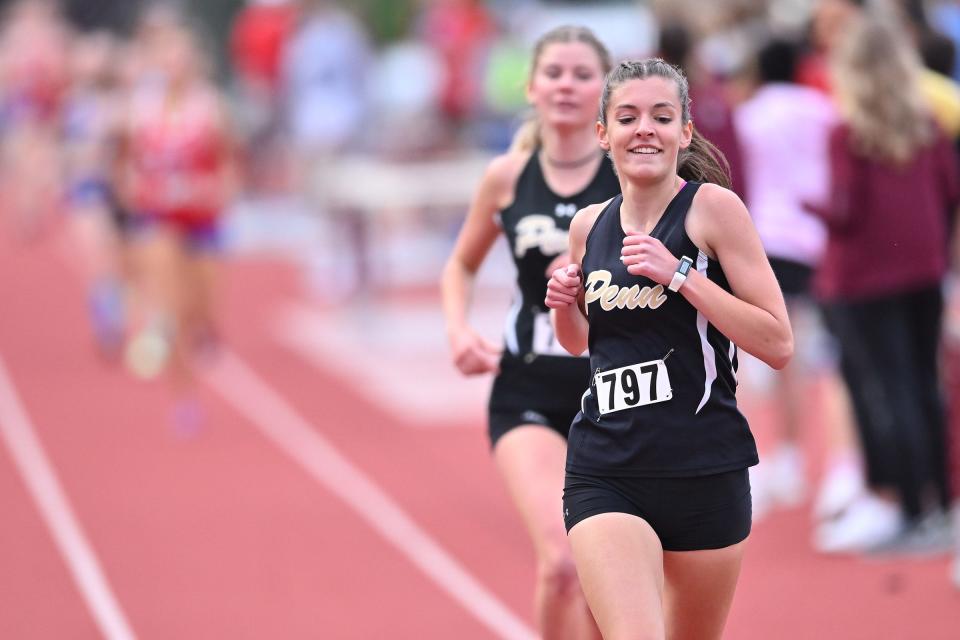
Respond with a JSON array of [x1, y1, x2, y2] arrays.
[[545, 264, 582, 309], [449, 328, 501, 375]]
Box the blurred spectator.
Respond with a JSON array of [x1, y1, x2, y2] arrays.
[[917, 42, 960, 141], [280, 0, 372, 296], [61, 30, 127, 356], [509, 2, 656, 68], [899, 1, 960, 141], [0, 0, 71, 125], [931, 0, 960, 83], [0, 0, 71, 237], [366, 39, 445, 156], [229, 0, 298, 193], [734, 36, 838, 519], [281, 0, 370, 157], [418, 0, 496, 143], [657, 20, 746, 198], [918, 26, 957, 77], [796, 0, 865, 93], [809, 15, 958, 554], [801, 0, 960, 139], [63, 0, 142, 33], [230, 0, 297, 105]]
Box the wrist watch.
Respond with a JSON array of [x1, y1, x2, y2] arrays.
[[668, 256, 694, 292]]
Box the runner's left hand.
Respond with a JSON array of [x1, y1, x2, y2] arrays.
[[621, 232, 678, 286]]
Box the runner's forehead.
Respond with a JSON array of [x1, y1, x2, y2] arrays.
[[609, 77, 681, 111], [536, 41, 605, 70]]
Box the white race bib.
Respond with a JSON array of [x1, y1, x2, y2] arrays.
[[532, 312, 574, 356], [594, 359, 672, 415]]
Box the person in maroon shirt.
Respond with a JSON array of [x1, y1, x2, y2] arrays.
[[808, 16, 960, 553]]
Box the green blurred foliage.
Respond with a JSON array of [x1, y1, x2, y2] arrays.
[[484, 38, 530, 114], [187, 0, 245, 80], [351, 0, 419, 45]]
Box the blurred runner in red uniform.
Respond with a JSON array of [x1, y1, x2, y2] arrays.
[[117, 12, 237, 430]]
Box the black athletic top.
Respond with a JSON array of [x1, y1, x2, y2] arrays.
[[489, 150, 620, 412], [566, 182, 758, 476]]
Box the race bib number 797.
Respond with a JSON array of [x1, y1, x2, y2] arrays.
[[594, 359, 673, 415]]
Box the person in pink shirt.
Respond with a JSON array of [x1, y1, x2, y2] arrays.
[[734, 37, 838, 519]]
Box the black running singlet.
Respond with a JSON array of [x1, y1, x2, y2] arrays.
[[566, 182, 759, 476], [499, 151, 620, 360], [489, 150, 620, 413]]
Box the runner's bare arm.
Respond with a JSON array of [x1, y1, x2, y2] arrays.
[[682, 184, 793, 369], [441, 152, 526, 374], [549, 201, 606, 356]]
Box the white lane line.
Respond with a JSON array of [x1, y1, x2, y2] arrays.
[[0, 356, 136, 640], [205, 350, 537, 640]]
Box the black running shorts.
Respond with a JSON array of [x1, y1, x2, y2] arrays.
[[488, 406, 577, 449], [562, 468, 752, 551]]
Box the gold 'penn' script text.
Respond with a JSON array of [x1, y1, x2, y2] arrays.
[[584, 270, 668, 313]]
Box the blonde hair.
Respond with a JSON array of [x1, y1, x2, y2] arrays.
[[509, 25, 612, 153], [831, 16, 932, 164]]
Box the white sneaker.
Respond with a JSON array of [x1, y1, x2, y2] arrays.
[[768, 444, 806, 508], [124, 327, 171, 380], [868, 510, 954, 557], [814, 494, 903, 554], [814, 457, 865, 521]]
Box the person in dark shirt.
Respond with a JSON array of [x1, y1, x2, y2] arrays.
[[441, 26, 618, 638], [546, 58, 792, 640]]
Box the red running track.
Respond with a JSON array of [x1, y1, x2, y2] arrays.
[[0, 225, 958, 639]]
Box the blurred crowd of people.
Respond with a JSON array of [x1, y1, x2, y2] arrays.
[[651, 0, 960, 588], [0, 0, 236, 431], [2, 0, 960, 589]]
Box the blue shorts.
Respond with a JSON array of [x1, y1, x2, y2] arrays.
[[66, 178, 113, 210], [562, 469, 752, 551], [126, 213, 222, 253]]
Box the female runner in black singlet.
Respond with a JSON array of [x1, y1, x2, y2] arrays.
[[546, 59, 792, 639], [442, 26, 618, 640]]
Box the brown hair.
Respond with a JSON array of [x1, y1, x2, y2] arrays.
[[599, 58, 731, 188], [509, 25, 613, 153]]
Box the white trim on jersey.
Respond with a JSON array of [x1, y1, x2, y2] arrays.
[[728, 342, 738, 385], [503, 285, 523, 355], [695, 250, 717, 414]]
